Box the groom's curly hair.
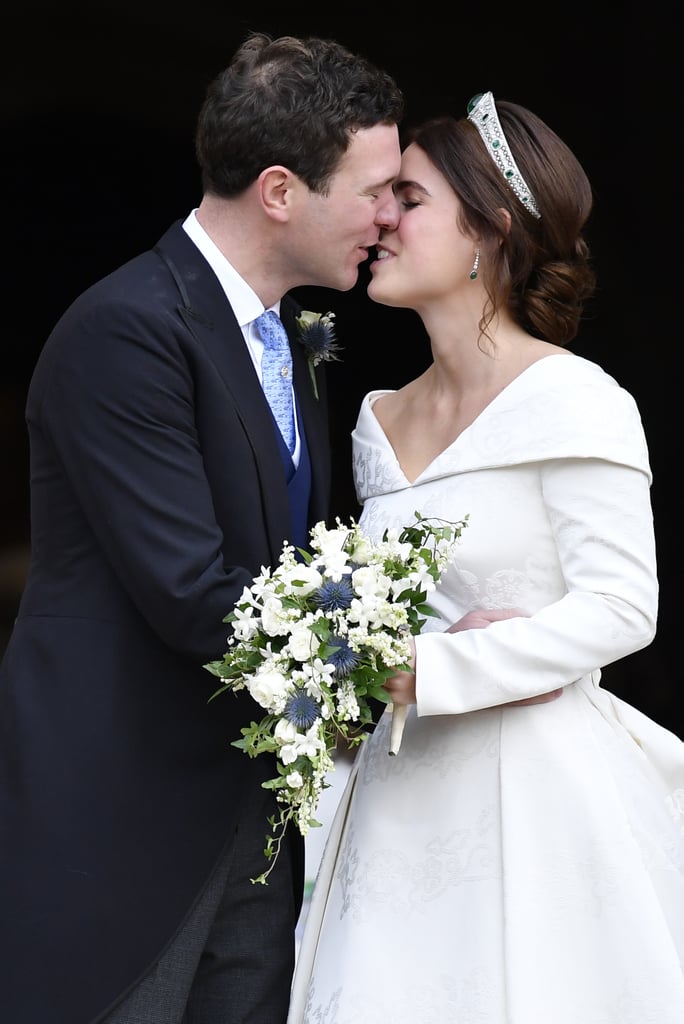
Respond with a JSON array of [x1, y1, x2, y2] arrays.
[[195, 32, 404, 198]]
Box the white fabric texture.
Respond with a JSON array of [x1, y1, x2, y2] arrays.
[[288, 355, 684, 1024], [256, 310, 296, 454]]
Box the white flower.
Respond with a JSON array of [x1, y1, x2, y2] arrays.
[[278, 562, 323, 597], [278, 722, 326, 765], [260, 595, 294, 636], [347, 533, 374, 566], [294, 723, 327, 758], [249, 567, 276, 602], [336, 679, 361, 721], [397, 565, 434, 596], [274, 718, 298, 745], [310, 522, 354, 581], [300, 658, 336, 701], [247, 667, 290, 710], [231, 604, 259, 641], [351, 564, 392, 600], [286, 615, 322, 662], [286, 770, 304, 789], [348, 593, 404, 631], [353, 628, 411, 666]]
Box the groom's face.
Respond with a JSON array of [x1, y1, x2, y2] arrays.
[[294, 123, 401, 292]]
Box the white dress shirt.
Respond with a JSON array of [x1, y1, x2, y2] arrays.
[[182, 210, 300, 461]]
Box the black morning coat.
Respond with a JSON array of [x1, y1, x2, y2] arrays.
[[0, 221, 332, 1023]]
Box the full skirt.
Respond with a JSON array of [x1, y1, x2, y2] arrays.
[[289, 676, 684, 1024]]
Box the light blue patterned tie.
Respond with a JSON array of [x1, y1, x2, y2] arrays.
[[256, 310, 296, 455]]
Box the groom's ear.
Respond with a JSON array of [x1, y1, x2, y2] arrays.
[[257, 166, 300, 223]]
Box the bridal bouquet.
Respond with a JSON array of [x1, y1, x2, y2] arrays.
[[204, 512, 467, 883]]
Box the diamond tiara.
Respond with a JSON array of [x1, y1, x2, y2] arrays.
[[467, 92, 541, 220]]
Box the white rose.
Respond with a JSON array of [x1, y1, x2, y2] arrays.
[[279, 562, 322, 597], [247, 668, 289, 710], [260, 595, 292, 636], [287, 620, 319, 662], [348, 534, 373, 565], [274, 718, 297, 744]]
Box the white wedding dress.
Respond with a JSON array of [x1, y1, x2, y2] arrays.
[[288, 355, 684, 1024]]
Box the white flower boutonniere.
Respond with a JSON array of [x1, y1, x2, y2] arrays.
[[204, 511, 468, 884], [295, 310, 342, 399]]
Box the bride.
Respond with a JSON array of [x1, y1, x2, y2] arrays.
[[288, 93, 684, 1023]]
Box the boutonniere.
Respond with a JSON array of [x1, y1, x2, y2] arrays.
[[295, 310, 342, 399]]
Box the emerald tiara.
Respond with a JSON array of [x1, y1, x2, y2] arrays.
[[467, 91, 541, 220]]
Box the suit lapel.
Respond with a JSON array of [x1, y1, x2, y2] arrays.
[[153, 223, 293, 561]]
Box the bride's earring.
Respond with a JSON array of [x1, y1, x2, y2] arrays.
[[469, 247, 480, 281]]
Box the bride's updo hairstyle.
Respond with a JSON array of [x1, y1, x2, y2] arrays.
[[406, 97, 596, 347]]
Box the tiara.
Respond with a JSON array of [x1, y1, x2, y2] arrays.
[[467, 92, 541, 219]]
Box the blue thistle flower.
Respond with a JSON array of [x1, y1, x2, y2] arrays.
[[312, 577, 354, 612], [283, 686, 320, 731], [296, 310, 343, 399], [327, 635, 360, 677], [296, 311, 342, 365]]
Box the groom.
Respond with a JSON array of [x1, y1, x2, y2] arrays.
[[0, 32, 403, 1024]]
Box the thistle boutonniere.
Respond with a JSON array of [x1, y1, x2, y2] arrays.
[[295, 310, 342, 399]]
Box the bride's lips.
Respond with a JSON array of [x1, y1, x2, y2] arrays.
[[370, 245, 394, 270]]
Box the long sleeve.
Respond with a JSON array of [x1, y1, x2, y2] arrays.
[[415, 453, 657, 715]]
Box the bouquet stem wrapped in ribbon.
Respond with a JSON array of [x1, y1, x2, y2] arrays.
[[204, 512, 467, 884], [389, 703, 409, 756]]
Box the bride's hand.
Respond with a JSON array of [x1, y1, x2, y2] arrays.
[[446, 608, 563, 707], [383, 651, 416, 707], [384, 650, 416, 756], [386, 607, 564, 757], [446, 607, 525, 633], [507, 688, 563, 706]]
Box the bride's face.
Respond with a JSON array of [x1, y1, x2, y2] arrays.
[[367, 143, 474, 313]]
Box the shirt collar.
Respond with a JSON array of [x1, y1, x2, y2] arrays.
[[181, 209, 280, 326]]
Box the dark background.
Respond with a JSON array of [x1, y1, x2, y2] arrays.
[[2, 2, 680, 731]]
